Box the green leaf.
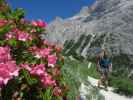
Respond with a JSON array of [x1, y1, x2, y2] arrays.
[[7, 39, 17, 47], [41, 88, 53, 100], [10, 8, 25, 21], [0, 13, 6, 19], [0, 24, 11, 35], [0, 40, 5, 45], [1, 78, 20, 100], [21, 69, 38, 86]]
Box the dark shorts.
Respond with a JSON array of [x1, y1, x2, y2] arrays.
[[99, 67, 109, 78]]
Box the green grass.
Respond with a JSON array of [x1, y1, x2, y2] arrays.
[[84, 62, 133, 97], [109, 76, 133, 97], [87, 63, 100, 79], [61, 58, 82, 100], [62, 56, 133, 99], [61, 57, 104, 100]]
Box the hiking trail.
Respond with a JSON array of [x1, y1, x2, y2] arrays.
[[79, 62, 133, 100]]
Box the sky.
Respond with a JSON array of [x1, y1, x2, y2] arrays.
[[6, 0, 95, 23]]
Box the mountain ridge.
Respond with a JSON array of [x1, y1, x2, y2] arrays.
[[46, 0, 133, 57]]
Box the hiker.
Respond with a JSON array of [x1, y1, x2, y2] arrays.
[[96, 49, 112, 90]]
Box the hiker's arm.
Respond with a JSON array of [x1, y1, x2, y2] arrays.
[[109, 63, 112, 72]]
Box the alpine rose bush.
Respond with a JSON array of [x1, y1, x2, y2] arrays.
[[0, 1, 69, 100]]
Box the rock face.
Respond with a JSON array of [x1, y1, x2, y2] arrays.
[[46, 0, 133, 58]]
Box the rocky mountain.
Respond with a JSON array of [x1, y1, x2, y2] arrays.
[[45, 0, 133, 78], [46, 0, 133, 56]]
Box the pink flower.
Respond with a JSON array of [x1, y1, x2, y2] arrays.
[[30, 29, 36, 33], [55, 45, 63, 53], [43, 40, 49, 46], [0, 19, 7, 27], [53, 87, 62, 96], [6, 61, 19, 76], [0, 67, 11, 85], [31, 20, 38, 26], [0, 61, 19, 86], [5, 32, 15, 40], [20, 18, 29, 24], [53, 67, 61, 76], [48, 55, 57, 67], [39, 48, 51, 57], [28, 46, 38, 52], [41, 74, 56, 87], [34, 48, 51, 59], [16, 31, 31, 41], [37, 20, 47, 28], [20, 63, 31, 71], [0, 46, 11, 62], [11, 28, 19, 33], [30, 64, 45, 76], [31, 20, 47, 28]]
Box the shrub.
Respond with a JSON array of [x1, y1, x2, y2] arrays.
[[0, 1, 69, 100]]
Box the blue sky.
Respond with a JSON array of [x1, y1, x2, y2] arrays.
[[7, 0, 95, 23]]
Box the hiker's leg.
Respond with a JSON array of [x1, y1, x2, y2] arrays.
[[100, 68, 106, 86], [98, 75, 103, 87], [97, 69, 102, 87], [104, 77, 108, 88], [104, 70, 109, 89], [101, 74, 106, 85]]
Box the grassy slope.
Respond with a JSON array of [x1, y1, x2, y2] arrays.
[[80, 61, 133, 97], [61, 57, 104, 100], [62, 56, 133, 98]]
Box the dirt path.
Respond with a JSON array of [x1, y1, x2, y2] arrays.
[[88, 76, 133, 100], [79, 62, 133, 100]]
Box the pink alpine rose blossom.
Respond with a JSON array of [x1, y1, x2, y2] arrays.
[[0, 46, 11, 62], [43, 40, 50, 46], [0, 19, 7, 27], [6, 61, 19, 77], [48, 55, 57, 67], [53, 86, 62, 96], [11, 28, 19, 33], [5, 32, 15, 40], [0, 67, 11, 85], [37, 20, 47, 27], [34, 48, 52, 59], [39, 48, 51, 58], [28, 46, 38, 52], [16, 31, 31, 42], [31, 20, 38, 26], [53, 67, 61, 76], [31, 20, 47, 28], [30, 29, 36, 33], [34, 49, 42, 59], [41, 74, 56, 87], [20, 63, 31, 71], [55, 45, 63, 53], [0, 61, 19, 86], [20, 18, 29, 24], [30, 64, 45, 76]]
